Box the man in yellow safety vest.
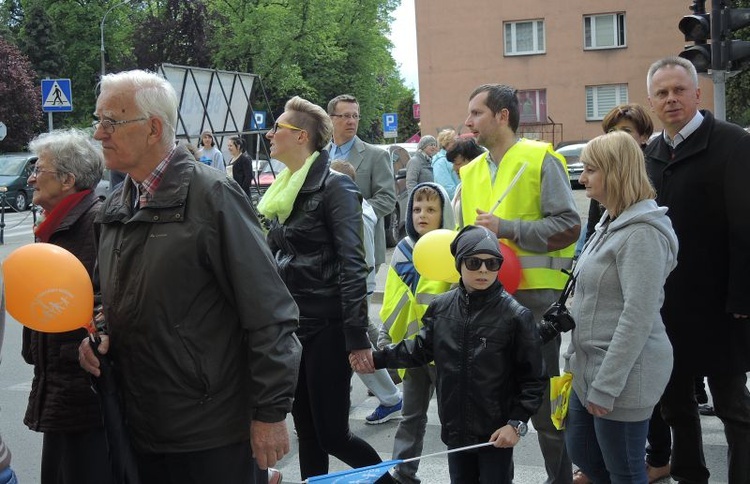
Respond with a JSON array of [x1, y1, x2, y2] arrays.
[[461, 84, 581, 484]]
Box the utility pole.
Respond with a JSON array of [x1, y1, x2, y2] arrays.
[[100, 0, 132, 78]]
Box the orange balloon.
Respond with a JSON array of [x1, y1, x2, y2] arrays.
[[2, 243, 94, 333]]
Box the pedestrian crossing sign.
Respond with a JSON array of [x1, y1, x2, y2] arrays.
[[41, 79, 73, 112]]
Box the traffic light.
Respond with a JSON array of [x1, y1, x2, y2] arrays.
[[679, 1, 711, 72], [721, 6, 750, 71]]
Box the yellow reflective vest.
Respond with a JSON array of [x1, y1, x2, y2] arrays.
[[460, 139, 574, 291], [380, 264, 451, 345]]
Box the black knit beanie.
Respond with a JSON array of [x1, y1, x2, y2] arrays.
[[450, 225, 503, 272]]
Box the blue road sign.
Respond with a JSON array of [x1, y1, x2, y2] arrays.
[[383, 113, 398, 138], [251, 111, 266, 130], [41, 79, 73, 113]]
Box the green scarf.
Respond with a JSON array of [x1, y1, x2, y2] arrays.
[[257, 152, 319, 223]]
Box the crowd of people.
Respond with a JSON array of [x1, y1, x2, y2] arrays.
[[1, 54, 747, 484]]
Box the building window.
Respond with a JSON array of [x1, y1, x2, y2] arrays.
[[584, 13, 626, 49], [518, 89, 547, 124], [504, 20, 545, 56], [586, 84, 628, 120]]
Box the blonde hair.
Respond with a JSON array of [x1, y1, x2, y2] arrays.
[[437, 129, 457, 149], [580, 131, 655, 217], [284, 96, 333, 152], [330, 159, 356, 181]]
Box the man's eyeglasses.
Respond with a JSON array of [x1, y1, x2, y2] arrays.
[[30, 166, 60, 177], [271, 122, 305, 134], [92, 117, 148, 134], [463, 256, 502, 272], [330, 113, 360, 120]]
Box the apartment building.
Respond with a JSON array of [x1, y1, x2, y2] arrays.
[[414, 0, 714, 145]]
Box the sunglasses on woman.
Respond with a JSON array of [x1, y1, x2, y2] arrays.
[[463, 256, 502, 272]]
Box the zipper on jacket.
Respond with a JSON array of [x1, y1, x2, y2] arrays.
[[458, 293, 471, 443]]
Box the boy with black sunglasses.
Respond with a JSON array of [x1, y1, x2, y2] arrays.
[[357, 225, 545, 483]]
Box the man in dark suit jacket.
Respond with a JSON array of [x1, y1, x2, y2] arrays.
[[326, 94, 396, 267], [645, 56, 750, 484]]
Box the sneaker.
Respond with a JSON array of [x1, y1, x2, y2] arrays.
[[268, 467, 282, 484], [365, 399, 403, 424]]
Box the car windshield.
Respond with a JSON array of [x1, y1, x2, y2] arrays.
[[556, 145, 584, 163], [0, 155, 28, 176]]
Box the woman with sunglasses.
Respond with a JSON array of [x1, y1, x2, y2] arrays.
[[259, 97, 394, 482], [564, 131, 677, 484]]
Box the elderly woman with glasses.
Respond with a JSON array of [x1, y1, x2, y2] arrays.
[[23, 128, 113, 484], [259, 97, 394, 482]]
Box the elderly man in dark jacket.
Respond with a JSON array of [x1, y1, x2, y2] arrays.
[[645, 56, 750, 484], [79, 70, 301, 484]]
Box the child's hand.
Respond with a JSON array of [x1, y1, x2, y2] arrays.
[[349, 349, 375, 374], [489, 425, 520, 448]]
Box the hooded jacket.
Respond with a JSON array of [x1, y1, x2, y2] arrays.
[[565, 199, 678, 422], [379, 182, 455, 345], [97, 145, 301, 453]]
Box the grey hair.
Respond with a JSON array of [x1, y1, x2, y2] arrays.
[[99, 70, 178, 149], [647, 56, 698, 95], [28, 129, 103, 191]]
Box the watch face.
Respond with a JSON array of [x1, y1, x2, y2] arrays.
[[509, 419, 528, 436]]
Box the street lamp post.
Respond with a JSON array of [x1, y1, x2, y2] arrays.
[[100, 0, 132, 77]]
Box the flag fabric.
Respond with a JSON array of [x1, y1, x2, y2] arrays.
[[303, 442, 494, 483], [306, 459, 403, 484]]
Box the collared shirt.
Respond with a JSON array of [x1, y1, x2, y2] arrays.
[[484, 138, 521, 184], [133, 146, 176, 209], [663, 111, 704, 149], [329, 136, 356, 161]]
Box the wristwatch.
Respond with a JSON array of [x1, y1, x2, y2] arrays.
[[507, 419, 528, 437]]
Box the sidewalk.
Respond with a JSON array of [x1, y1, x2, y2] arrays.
[[272, 293, 736, 483]]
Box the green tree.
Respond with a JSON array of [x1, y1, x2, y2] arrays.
[[726, 0, 750, 126], [0, 37, 43, 151], [17, 0, 64, 80], [132, 0, 212, 69], [211, 0, 409, 142]]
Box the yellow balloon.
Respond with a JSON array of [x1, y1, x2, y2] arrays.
[[2, 243, 94, 333], [413, 229, 460, 283]]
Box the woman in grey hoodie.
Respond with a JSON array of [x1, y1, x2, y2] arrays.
[[563, 131, 678, 484]]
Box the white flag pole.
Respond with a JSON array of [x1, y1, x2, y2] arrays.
[[488, 162, 528, 214], [401, 441, 494, 463]]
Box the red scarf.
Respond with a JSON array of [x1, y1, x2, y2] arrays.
[[34, 190, 92, 243]]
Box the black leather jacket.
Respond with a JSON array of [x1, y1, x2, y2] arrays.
[[374, 280, 546, 447], [267, 151, 370, 351]]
